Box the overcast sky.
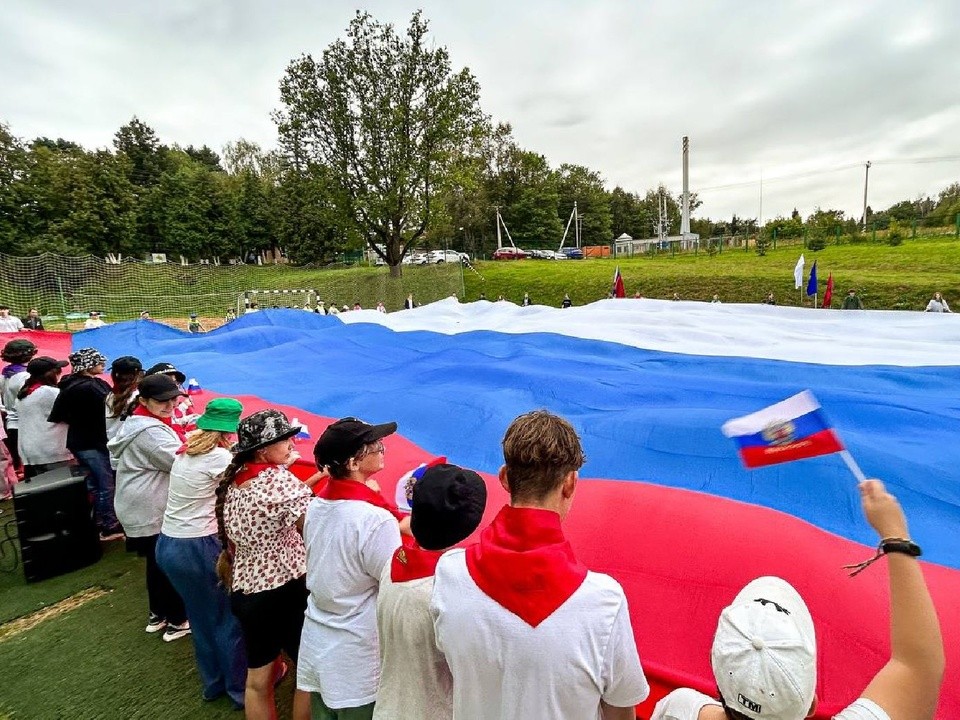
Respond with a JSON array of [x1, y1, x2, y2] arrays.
[[2, 0, 959, 222]]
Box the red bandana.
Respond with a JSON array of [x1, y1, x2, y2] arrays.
[[466, 505, 587, 628], [133, 404, 187, 442], [390, 543, 443, 583], [318, 478, 406, 522], [233, 462, 274, 486]]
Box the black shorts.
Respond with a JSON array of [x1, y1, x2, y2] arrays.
[[231, 575, 308, 669]]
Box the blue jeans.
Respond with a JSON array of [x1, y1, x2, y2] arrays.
[[73, 448, 120, 532], [156, 533, 247, 706]]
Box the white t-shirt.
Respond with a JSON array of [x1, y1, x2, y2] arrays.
[[161, 447, 232, 538], [16, 385, 71, 465], [651, 687, 891, 720], [297, 498, 401, 709], [0, 316, 24, 332], [84, 317, 105, 329], [373, 570, 452, 720], [431, 549, 649, 720], [1, 370, 28, 426]]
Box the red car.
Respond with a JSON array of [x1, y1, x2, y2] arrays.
[[492, 247, 529, 260]]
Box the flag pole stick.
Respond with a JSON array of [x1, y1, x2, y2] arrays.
[[839, 450, 868, 483]]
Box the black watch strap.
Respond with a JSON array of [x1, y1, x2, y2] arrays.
[[881, 538, 922, 558]]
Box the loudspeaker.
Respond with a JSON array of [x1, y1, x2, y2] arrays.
[[12, 466, 102, 583]]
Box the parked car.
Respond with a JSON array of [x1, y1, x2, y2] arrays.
[[402, 253, 429, 265], [427, 250, 464, 264], [562, 248, 584, 259], [492, 246, 529, 260]]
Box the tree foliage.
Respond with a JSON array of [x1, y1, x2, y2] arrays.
[[274, 10, 483, 274]]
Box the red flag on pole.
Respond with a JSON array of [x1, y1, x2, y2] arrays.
[[823, 273, 834, 308], [612, 266, 626, 298]]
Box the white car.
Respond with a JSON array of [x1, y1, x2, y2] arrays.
[[427, 250, 464, 264]]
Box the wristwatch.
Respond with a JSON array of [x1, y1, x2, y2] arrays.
[[880, 537, 922, 558]]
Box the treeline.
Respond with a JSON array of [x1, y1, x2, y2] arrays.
[[1, 11, 958, 266]]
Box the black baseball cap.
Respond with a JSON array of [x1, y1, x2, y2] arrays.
[[138, 374, 186, 401], [110, 356, 143, 373], [27, 356, 69, 376], [145, 362, 186, 385], [314, 417, 398, 467], [410, 463, 487, 551]]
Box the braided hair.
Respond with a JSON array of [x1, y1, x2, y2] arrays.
[[214, 450, 252, 590]]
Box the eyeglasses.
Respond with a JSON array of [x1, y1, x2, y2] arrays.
[[356, 441, 385, 458]]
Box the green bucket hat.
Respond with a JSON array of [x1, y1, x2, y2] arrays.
[[196, 398, 243, 433]]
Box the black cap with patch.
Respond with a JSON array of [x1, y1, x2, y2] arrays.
[[314, 417, 398, 467]]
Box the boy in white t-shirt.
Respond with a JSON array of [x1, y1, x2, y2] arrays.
[[431, 410, 649, 720], [652, 479, 944, 720], [298, 417, 404, 720], [373, 462, 487, 720]]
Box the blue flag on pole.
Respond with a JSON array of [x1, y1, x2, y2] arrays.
[[806, 260, 818, 296]]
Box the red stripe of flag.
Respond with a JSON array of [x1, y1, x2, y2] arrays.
[[739, 429, 844, 468]]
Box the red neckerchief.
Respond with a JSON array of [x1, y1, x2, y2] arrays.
[[465, 505, 588, 628], [233, 462, 273, 486], [21, 379, 45, 397], [133, 404, 188, 442], [318, 478, 406, 522], [391, 542, 443, 583]]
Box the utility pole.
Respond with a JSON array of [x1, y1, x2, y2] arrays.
[[862, 161, 872, 231], [495, 206, 502, 249]]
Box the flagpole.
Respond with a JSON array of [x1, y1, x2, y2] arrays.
[[839, 450, 868, 483], [813, 293, 817, 309]]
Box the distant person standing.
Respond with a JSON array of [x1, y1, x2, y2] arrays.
[[188, 314, 204, 333], [22, 309, 44, 330], [404, 294, 415, 310], [925, 292, 951, 313], [672, 292, 681, 301], [762, 292, 776, 305], [376, 301, 387, 314], [224, 308, 237, 323], [711, 294, 721, 304], [560, 293, 572, 309], [522, 292, 532, 307], [84, 311, 105, 329], [842, 289, 864, 310], [0, 306, 24, 332], [140, 311, 152, 321]]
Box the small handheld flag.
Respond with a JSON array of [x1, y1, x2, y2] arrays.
[[186, 377, 202, 395], [291, 418, 311, 442], [722, 390, 844, 469], [394, 456, 448, 512], [612, 266, 626, 298]]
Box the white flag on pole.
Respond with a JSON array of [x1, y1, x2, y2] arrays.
[[794, 254, 805, 289]]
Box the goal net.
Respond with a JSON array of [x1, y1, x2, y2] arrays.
[[0, 253, 464, 331]]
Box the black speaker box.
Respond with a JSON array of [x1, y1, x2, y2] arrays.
[[12, 466, 102, 582]]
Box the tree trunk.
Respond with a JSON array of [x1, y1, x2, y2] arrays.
[[389, 263, 402, 278]]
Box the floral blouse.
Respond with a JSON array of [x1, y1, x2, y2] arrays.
[[224, 464, 313, 594]]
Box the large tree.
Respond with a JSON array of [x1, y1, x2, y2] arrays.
[[274, 10, 483, 275]]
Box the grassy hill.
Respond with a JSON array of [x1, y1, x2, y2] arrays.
[[464, 236, 960, 310]]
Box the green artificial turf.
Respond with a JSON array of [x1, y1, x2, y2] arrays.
[[0, 504, 294, 719]]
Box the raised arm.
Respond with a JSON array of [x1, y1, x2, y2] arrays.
[[859, 479, 945, 720]]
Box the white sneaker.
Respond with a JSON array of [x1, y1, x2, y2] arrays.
[[145, 614, 167, 633], [162, 621, 191, 642]]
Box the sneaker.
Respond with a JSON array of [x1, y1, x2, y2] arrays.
[[145, 614, 167, 633], [162, 621, 191, 642], [99, 528, 125, 542]]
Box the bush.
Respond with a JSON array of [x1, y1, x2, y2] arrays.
[[806, 235, 826, 251], [887, 219, 903, 246], [755, 235, 770, 256]]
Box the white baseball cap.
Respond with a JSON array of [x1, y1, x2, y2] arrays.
[[711, 577, 817, 720]]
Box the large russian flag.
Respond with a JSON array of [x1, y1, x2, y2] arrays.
[[38, 298, 960, 718]]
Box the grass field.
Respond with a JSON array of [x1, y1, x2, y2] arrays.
[[463, 236, 960, 310]]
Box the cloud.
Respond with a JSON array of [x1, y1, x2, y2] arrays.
[[1, 0, 958, 221]]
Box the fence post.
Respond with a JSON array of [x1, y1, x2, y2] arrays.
[[835, 227, 841, 244], [912, 219, 917, 239], [772, 228, 778, 250], [872, 222, 877, 242], [56, 277, 69, 331]]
